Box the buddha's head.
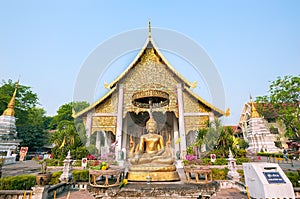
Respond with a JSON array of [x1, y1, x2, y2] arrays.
[[146, 116, 157, 133]]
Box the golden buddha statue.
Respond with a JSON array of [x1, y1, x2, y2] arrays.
[[127, 114, 179, 181], [129, 115, 174, 165]]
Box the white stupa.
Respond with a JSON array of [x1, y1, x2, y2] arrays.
[[0, 81, 22, 164], [246, 97, 279, 153]]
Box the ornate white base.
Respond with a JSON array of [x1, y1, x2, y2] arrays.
[[175, 160, 183, 169]]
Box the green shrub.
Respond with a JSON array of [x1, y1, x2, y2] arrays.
[[237, 169, 244, 183], [212, 168, 228, 180], [0, 174, 36, 190], [49, 171, 63, 185], [72, 170, 89, 182], [45, 159, 63, 166], [285, 171, 299, 187], [236, 158, 250, 165], [214, 158, 227, 165]]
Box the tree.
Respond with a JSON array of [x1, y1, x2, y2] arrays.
[[256, 75, 300, 138], [0, 80, 48, 152], [49, 101, 89, 129], [0, 79, 39, 125], [49, 101, 89, 160], [17, 108, 49, 151]]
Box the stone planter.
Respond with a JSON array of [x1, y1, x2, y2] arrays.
[[183, 166, 212, 184], [36, 172, 52, 186]]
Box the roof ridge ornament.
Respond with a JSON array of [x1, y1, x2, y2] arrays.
[[250, 94, 260, 118], [148, 19, 151, 38]]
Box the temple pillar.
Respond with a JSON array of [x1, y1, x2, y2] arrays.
[[122, 117, 128, 149], [173, 116, 180, 158], [115, 84, 124, 160], [209, 112, 215, 127], [176, 84, 186, 156], [85, 112, 92, 147], [96, 131, 101, 155]]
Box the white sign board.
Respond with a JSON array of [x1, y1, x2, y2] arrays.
[[243, 162, 295, 199], [82, 158, 87, 169]]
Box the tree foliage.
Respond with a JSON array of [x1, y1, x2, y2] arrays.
[[0, 80, 48, 151], [50, 101, 89, 160], [256, 75, 300, 138]]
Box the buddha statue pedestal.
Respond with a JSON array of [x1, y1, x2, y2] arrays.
[[128, 164, 180, 181]]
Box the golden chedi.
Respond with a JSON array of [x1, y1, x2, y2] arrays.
[[127, 115, 180, 181]]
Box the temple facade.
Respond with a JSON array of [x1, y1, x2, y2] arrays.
[[74, 25, 224, 160], [0, 81, 22, 164]]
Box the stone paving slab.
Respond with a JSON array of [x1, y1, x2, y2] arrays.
[[1, 160, 40, 177], [56, 190, 94, 199], [210, 188, 247, 199]]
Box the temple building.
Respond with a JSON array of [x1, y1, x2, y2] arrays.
[[0, 81, 22, 164], [238, 97, 280, 153], [74, 24, 225, 160]]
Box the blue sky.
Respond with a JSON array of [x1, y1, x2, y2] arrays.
[[0, 1, 299, 125]]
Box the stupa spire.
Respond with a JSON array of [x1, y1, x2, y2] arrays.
[[250, 95, 259, 118], [148, 19, 152, 38], [2, 80, 19, 116]]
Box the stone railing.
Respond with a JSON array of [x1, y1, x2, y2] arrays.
[[46, 183, 67, 199], [217, 180, 246, 193], [0, 190, 32, 199], [0, 156, 16, 165]]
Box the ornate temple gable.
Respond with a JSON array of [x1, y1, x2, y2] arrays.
[[108, 35, 193, 89], [95, 92, 118, 114], [184, 86, 224, 117], [119, 48, 180, 117], [182, 90, 210, 113]]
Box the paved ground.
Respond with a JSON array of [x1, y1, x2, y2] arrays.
[[56, 190, 94, 199], [211, 188, 247, 199], [1, 157, 299, 198]]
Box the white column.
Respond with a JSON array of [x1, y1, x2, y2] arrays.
[[96, 131, 101, 155], [173, 115, 180, 157], [122, 116, 128, 149], [85, 112, 92, 147], [176, 84, 186, 155], [115, 84, 124, 160], [209, 112, 215, 127]]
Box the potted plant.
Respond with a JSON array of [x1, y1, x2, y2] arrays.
[[0, 157, 4, 178], [35, 158, 52, 186]]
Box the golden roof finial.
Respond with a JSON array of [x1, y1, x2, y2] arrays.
[[148, 19, 151, 38], [250, 95, 259, 118], [225, 108, 231, 117], [3, 80, 19, 116]]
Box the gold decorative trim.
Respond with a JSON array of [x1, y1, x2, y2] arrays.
[[132, 90, 169, 108], [73, 87, 117, 118], [184, 86, 225, 116]]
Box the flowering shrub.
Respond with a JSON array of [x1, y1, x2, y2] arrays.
[[118, 178, 128, 189], [87, 154, 96, 160], [90, 161, 109, 170], [100, 152, 117, 165], [183, 154, 202, 166], [186, 154, 197, 161]]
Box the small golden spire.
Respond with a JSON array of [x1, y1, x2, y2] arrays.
[[190, 81, 197, 89], [148, 19, 151, 38], [104, 82, 110, 89], [225, 108, 231, 117], [3, 80, 19, 116], [250, 95, 259, 118]]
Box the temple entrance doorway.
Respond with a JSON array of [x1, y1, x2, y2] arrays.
[[122, 111, 179, 157]]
